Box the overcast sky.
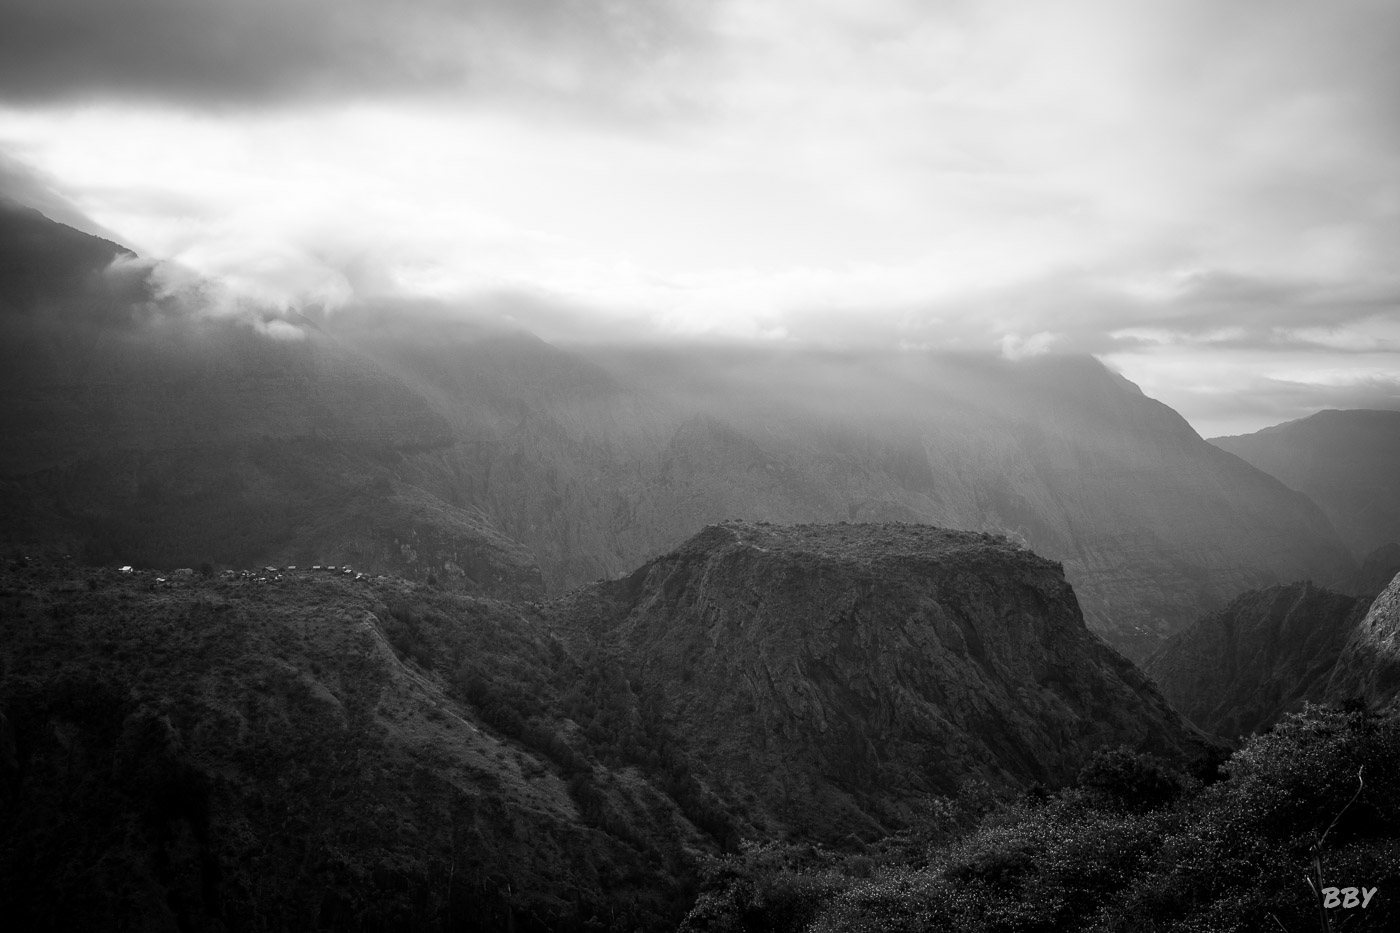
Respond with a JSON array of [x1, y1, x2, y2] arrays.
[[2, 0, 1398, 436]]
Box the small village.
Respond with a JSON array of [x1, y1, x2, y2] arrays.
[[113, 562, 381, 588]]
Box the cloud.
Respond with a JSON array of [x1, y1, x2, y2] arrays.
[[0, 0, 705, 118], [1152, 368, 1400, 441], [3, 0, 1398, 436], [256, 318, 306, 341], [1099, 334, 1400, 438]]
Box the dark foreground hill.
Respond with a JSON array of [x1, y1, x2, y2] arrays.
[[1211, 409, 1400, 559], [0, 558, 702, 931], [0, 204, 1358, 661], [0, 522, 1220, 932]]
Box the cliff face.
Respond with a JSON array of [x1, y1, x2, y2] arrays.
[[1328, 572, 1400, 709], [554, 521, 1216, 840], [1143, 582, 1365, 739], [1211, 409, 1400, 559]]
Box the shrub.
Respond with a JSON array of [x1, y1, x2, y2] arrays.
[[690, 705, 1400, 933], [681, 843, 845, 933], [1076, 746, 1185, 812]]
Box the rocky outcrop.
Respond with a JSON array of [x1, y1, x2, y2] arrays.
[[1211, 409, 1400, 558], [1327, 572, 1400, 709], [554, 521, 1218, 841], [1143, 582, 1365, 739]]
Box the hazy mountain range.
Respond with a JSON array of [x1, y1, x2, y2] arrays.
[[1211, 410, 1400, 560], [0, 201, 1376, 663]]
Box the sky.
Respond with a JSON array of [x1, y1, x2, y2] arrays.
[[2, 0, 1398, 437]]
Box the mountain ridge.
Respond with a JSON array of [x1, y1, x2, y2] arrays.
[[1210, 408, 1400, 559]]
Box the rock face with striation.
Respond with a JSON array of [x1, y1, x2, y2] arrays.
[[554, 521, 1217, 841], [1327, 572, 1400, 709], [1143, 582, 1366, 739]]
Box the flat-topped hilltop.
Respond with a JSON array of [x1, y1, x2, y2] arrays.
[[557, 520, 1219, 841], [675, 519, 1041, 567]]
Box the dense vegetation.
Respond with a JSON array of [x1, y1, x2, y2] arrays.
[[3, 551, 1396, 932], [0, 558, 707, 931], [681, 702, 1400, 932]]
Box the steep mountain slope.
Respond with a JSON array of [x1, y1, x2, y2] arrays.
[[551, 521, 1218, 841], [1143, 582, 1366, 738], [1328, 571, 1400, 709], [1211, 409, 1400, 558], [0, 203, 1358, 657]]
